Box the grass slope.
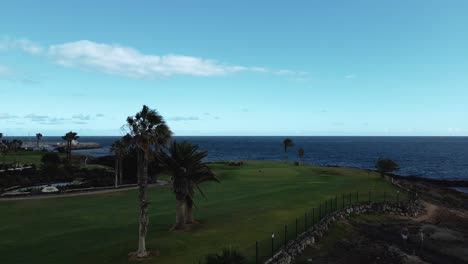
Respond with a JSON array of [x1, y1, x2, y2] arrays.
[[1, 150, 57, 166], [0, 161, 402, 264]]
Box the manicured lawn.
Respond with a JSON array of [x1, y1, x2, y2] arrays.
[[1, 150, 65, 166], [0, 161, 403, 264]]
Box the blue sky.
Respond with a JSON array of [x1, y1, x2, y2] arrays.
[[1, 0, 467, 136]]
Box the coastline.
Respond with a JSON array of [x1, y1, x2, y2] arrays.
[[22, 141, 102, 150]]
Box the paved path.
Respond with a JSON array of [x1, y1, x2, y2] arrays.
[[0, 184, 163, 201]]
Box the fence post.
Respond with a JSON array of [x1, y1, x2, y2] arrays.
[[271, 233, 275, 259], [256, 241, 258, 264], [342, 194, 345, 208], [295, 218, 298, 237], [312, 208, 315, 225], [305, 213, 307, 230], [335, 195, 338, 210], [325, 201, 328, 215], [368, 190, 371, 203], [356, 191, 359, 203], [397, 191, 400, 203], [349, 193, 352, 205], [319, 204, 322, 219], [384, 191, 386, 202], [284, 225, 287, 245]]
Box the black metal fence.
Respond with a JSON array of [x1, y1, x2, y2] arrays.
[[248, 189, 412, 263]]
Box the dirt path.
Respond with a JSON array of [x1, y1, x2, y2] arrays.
[[411, 202, 439, 222]]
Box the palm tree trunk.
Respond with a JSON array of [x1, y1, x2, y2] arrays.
[[114, 156, 119, 188], [67, 140, 71, 161], [185, 198, 195, 224], [174, 199, 186, 229], [136, 150, 149, 257], [119, 156, 123, 185]]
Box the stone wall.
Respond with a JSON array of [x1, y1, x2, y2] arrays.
[[264, 199, 424, 264]]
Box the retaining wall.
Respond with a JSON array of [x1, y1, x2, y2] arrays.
[[264, 199, 424, 264]]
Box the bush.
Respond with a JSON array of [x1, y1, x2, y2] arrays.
[[375, 158, 399, 177], [41, 153, 61, 165], [204, 248, 247, 264], [228, 161, 244, 166]]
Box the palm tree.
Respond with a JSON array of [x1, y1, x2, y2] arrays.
[[297, 147, 305, 165], [0, 139, 7, 166], [62, 131, 79, 161], [110, 134, 133, 187], [110, 140, 125, 188], [282, 138, 294, 161], [158, 141, 218, 230], [10, 139, 22, 166], [36, 133, 43, 148], [127, 105, 172, 258]]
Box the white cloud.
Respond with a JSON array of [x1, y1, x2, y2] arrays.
[[48, 40, 239, 77], [24, 114, 49, 122], [0, 37, 43, 55], [168, 116, 200, 121], [345, 74, 356, 79], [48, 40, 308, 78], [0, 113, 18, 119], [1, 37, 308, 79], [72, 114, 91, 120]]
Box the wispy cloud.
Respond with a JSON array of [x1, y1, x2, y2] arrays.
[[23, 114, 89, 125], [0, 113, 18, 119], [24, 114, 49, 122], [47, 40, 308, 78], [0, 37, 43, 55], [72, 114, 91, 120], [73, 121, 88, 125], [168, 116, 200, 122], [345, 74, 356, 79], [1, 37, 308, 79], [23, 114, 67, 125]]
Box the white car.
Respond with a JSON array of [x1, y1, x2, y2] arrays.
[[41, 186, 59, 193]]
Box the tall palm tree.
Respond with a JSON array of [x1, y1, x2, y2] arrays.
[[36, 133, 43, 148], [110, 134, 133, 187], [127, 105, 172, 258], [297, 147, 305, 165], [158, 141, 218, 230], [110, 140, 125, 188], [62, 131, 79, 161], [282, 138, 294, 161], [119, 134, 133, 185], [10, 139, 22, 166], [0, 139, 7, 166]]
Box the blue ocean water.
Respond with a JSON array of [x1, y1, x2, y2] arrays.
[[10, 136, 468, 181]]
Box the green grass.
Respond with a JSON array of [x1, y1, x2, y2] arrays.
[[1, 150, 59, 166], [0, 161, 403, 264]]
